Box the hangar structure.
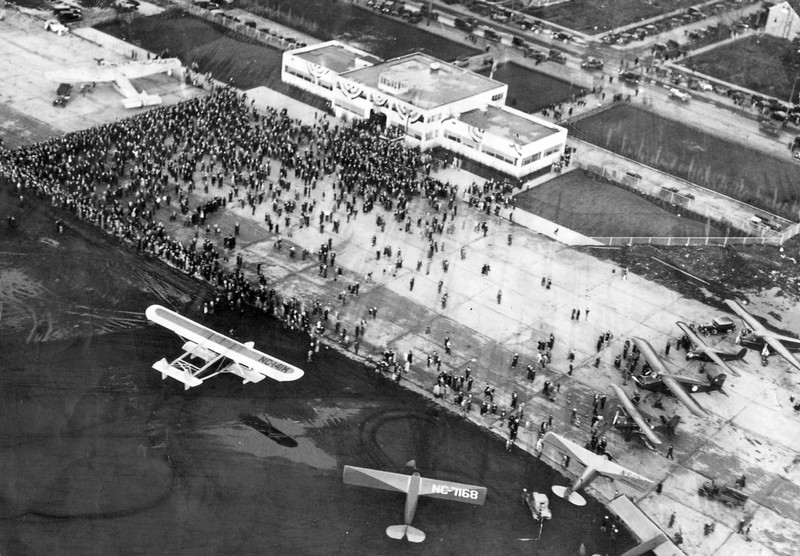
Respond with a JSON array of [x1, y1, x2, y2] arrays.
[[282, 41, 567, 180]]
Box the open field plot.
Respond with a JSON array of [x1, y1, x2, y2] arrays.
[[525, 0, 700, 34], [477, 62, 584, 113], [681, 35, 800, 101], [247, 0, 478, 61], [514, 171, 722, 237], [567, 104, 800, 219], [97, 13, 285, 91]]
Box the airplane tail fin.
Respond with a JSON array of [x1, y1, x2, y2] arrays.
[[386, 525, 425, 543], [736, 347, 747, 359], [709, 373, 726, 390], [656, 415, 681, 436], [551, 485, 587, 506]]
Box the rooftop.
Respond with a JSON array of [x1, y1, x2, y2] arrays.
[[459, 105, 558, 145], [295, 42, 382, 75], [342, 52, 505, 111]]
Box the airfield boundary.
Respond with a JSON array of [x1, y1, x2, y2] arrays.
[[568, 139, 797, 244]]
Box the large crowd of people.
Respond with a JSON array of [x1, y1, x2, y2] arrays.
[[0, 85, 494, 335], [0, 83, 564, 452]]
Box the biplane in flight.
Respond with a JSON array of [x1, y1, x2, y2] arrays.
[[146, 304, 304, 390], [725, 299, 800, 371], [543, 432, 653, 507], [343, 460, 487, 543]]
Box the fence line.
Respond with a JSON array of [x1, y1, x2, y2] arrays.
[[590, 235, 784, 247], [570, 149, 795, 244]]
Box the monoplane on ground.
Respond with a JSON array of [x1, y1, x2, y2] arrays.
[[677, 321, 744, 377], [543, 432, 653, 507], [145, 304, 304, 390], [610, 384, 681, 448], [342, 460, 487, 543], [632, 337, 720, 417], [45, 58, 181, 108], [725, 299, 800, 371]]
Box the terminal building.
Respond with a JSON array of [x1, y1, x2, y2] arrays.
[[282, 41, 567, 181]]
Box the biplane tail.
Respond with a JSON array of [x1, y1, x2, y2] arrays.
[[386, 525, 425, 543]]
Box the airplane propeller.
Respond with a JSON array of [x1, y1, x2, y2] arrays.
[[656, 415, 681, 437]]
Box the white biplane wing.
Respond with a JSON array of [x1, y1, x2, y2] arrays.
[[146, 304, 303, 389]]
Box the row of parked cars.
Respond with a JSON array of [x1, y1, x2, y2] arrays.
[[194, 1, 307, 49]]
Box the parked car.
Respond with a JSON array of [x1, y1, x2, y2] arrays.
[[548, 50, 566, 64], [44, 18, 69, 35], [698, 479, 747, 507], [696, 316, 736, 336], [581, 57, 604, 70]]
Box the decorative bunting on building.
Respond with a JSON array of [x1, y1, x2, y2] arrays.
[[338, 80, 364, 100], [306, 61, 329, 80], [370, 91, 388, 106], [395, 102, 421, 124], [468, 125, 485, 144]]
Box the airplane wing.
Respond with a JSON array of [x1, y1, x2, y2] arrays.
[[118, 58, 181, 79], [725, 300, 800, 371], [342, 466, 411, 493], [543, 432, 653, 490], [146, 305, 303, 382], [46, 65, 118, 83], [418, 477, 487, 505], [676, 321, 739, 377], [764, 335, 800, 372], [724, 299, 766, 333], [659, 375, 706, 417], [610, 385, 662, 445], [632, 337, 671, 375]]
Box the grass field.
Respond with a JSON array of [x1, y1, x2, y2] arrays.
[[514, 171, 723, 237], [681, 35, 800, 101], [478, 62, 584, 113], [526, 0, 700, 34], [567, 104, 800, 219]]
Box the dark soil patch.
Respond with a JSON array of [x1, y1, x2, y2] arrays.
[[477, 62, 585, 113], [567, 104, 800, 219], [516, 171, 723, 237], [580, 237, 800, 314]]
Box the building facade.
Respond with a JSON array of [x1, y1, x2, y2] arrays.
[[282, 41, 567, 180], [765, 2, 800, 40]]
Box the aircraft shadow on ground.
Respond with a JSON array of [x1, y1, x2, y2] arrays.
[[239, 414, 298, 447]]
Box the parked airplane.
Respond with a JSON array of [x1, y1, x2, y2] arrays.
[[677, 321, 745, 377], [45, 57, 181, 109], [610, 384, 673, 447], [543, 432, 653, 507], [145, 304, 304, 389], [632, 338, 714, 417], [725, 299, 800, 371], [343, 460, 487, 543]]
